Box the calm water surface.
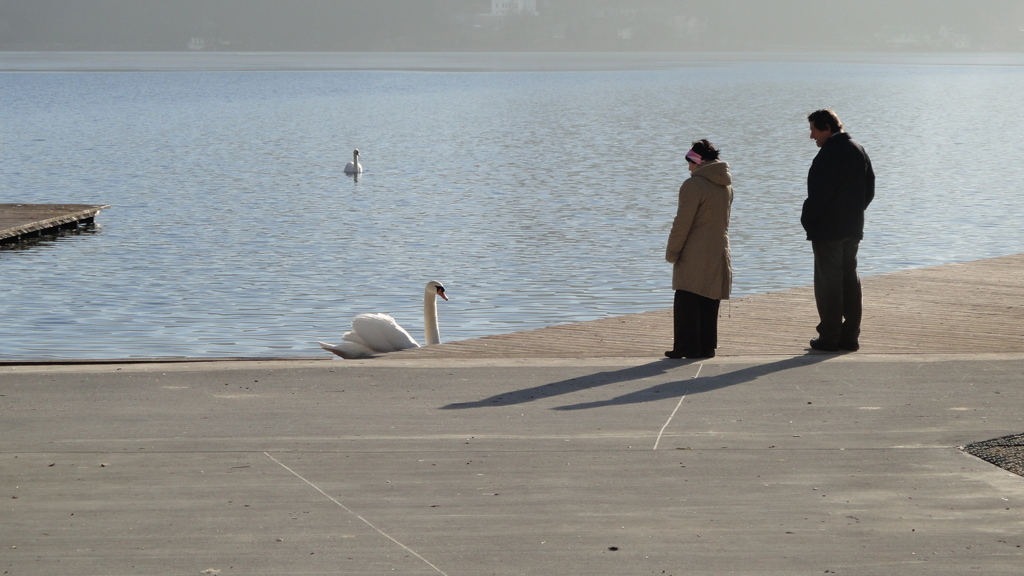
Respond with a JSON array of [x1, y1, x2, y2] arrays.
[[2, 52, 1023, 359]]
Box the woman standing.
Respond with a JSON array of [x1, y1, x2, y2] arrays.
[[664, 139, 734, 359]]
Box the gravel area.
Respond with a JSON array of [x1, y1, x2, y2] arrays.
[[962, 433, 1024, 477]]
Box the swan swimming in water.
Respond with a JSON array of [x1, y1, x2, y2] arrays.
[[317, 281, 448, 359], [344, 149, 363, 174]]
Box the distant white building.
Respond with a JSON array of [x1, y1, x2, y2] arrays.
[[492, 0, 537, 16]]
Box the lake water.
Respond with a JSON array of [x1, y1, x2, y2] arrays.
[[2, 52, 1023, 360]]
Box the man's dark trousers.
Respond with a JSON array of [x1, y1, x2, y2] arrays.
[[812, 238, 862, 345]]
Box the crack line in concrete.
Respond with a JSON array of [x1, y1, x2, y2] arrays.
[[264, 451, 449, 576], [654, 363, 702, 450]]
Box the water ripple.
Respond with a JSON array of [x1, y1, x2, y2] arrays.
[[1, 55, 1023, 359]]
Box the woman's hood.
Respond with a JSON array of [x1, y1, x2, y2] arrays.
[[692, 160, 732, 186]]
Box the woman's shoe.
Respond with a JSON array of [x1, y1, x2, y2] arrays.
[[665, 350, 715, 359]]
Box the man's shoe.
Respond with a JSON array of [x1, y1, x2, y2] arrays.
[[665, 350, 687, 359], [809, 338, 840, 352], [838, 340, 860, 352]]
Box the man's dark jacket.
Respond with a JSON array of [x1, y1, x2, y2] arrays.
[[801, 132, 875, 242]]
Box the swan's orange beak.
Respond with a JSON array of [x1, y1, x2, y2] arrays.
[[437, 287, 449, 301]]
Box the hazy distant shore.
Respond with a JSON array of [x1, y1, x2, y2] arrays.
[[3, 51, 1024, 73]]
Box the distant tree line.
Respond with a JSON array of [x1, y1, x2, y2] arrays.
[[1, 0, 1022, 52]]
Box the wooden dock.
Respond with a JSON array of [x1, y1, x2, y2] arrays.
[[392, 253, 1024, 359], [0, 203, 110, 245]]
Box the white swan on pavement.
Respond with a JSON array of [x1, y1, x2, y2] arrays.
[[317, 281, 448, 359]]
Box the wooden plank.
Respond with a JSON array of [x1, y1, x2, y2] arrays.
[[391, 253, 1024, 359], [0, 203, 110, 243]]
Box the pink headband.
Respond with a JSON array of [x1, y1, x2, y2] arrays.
[[685, 150, 704, 165]]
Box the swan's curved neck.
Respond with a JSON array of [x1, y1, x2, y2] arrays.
[[423, 291, 440, 345]]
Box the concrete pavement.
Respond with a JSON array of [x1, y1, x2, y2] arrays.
[[3, 353, 1023, 575]]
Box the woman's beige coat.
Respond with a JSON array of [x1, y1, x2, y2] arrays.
[[665, 160, 734, 300]]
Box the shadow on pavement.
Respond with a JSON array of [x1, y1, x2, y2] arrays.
[[441, 353, 835, 411], [553, 353, 834, 410]]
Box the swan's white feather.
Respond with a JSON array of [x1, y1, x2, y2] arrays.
[[316, 339, 376, 359], [349, 313, 419, 352]]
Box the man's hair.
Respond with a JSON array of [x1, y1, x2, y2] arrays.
[[808, 109, 843, 133], [690, 139, 720, 162]]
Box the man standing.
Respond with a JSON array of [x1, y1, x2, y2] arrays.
[[803, 109, 874, 352]]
